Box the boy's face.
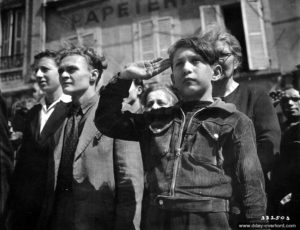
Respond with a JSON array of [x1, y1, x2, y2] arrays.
[[34, 57, 61, 94], [171, 47, 214, 101], [58, 54, 93, 97]]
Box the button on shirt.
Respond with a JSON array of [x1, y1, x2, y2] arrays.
[[39, 94, 72, 133]]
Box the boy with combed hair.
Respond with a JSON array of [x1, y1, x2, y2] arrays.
[[95, 37, 266, 230]]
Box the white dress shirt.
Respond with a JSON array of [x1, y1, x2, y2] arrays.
[[39, 94, 72, 133]]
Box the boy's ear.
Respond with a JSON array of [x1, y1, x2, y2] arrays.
[[171, 73, 175, 85], [90, 69, 99, 84], [137, 85, 143, 96], [211, 64, 223, 82]]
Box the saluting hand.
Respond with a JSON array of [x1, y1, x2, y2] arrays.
[[120, 58, 171, 80]]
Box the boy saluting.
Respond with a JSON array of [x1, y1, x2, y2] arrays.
[[95, 37, 266, 230]]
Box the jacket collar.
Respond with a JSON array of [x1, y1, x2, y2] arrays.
[[207, 97, 237, 113], [176, 97, 236, 114]]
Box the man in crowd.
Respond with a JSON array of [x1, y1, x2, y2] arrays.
[[95, 37, 267, 229], [272, 86, 300, 225], [36, 47, 142, 230], [5, 50, 71, 230], [0, 92, 13, 230], [122, 79, 144, 113]]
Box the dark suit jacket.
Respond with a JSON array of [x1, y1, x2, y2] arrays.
[[5, 101, 71, 230], [224, 83, 281, 173], [38, 96, 143, 230], [0, 94, 13, 229]]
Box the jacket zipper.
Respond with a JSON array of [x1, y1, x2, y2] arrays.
[[169, 107, 205, 196]]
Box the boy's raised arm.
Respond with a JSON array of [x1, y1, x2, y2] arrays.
[[94, 58, 170, 140], [119, 58, 170, 80]]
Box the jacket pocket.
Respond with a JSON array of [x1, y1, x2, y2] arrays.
[[189, 121, 223, 165]]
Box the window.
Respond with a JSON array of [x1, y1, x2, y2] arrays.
[[139, 17, 173, 60], [0, 8, 25, 56], [199, 5, 225, 32], [64, 27, 101, 50], [66, 33, 95, 47]]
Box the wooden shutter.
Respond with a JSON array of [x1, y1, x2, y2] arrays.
[[200, 5, 225, 32], [13, 10, 24, 54], [157, 17, 172, 58], [140, 20, 155, 60], [1, 11, 13, 56], [241, 0, 269, 70]]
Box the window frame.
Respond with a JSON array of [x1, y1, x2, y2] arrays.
[[0, 8, 25, 57], [137, 16, 174, 60]]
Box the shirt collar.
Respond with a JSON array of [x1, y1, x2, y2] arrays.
[[40, 96, 60, 112], [40, 94, 72, 112], [60, 93, 72, 103]]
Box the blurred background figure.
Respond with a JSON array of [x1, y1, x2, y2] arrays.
[[271, 86, 300, 224], [142, 84, 178, 132], [0, 92, 13, 230], [139, 83, 178, 230], [122, 79, 144, 113], [203, 29, 281, 175], [9, 97, 37, 159], [202, 29, 281, 217], [5, 50, 71, 230], [141, 84, 178, 112]]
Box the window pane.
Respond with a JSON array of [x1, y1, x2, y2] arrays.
[[140, 20, 154, 60], [81, 33, 94, 47], [158, 18, 172, 57], [203, 6, 217, 27], [16, 11, 23, 38], [1, 12, 12, 56]]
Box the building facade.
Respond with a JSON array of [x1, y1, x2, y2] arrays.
[[1, 0, 300, 109]]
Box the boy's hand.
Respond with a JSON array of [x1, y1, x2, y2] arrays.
[[120, 58, 170, 80]]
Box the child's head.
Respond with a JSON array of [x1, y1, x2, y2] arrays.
[[168, 37, 222, 102]]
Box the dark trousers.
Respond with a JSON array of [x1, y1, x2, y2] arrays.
[[143, 205, 231, 230], [49, 190, 74, 230]]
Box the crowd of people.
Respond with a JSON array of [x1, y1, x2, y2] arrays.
[[0, 28, 299, 230]]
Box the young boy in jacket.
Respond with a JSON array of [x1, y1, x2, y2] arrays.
[[95, 37, 267, 230]]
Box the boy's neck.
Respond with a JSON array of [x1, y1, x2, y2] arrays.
[[45, 87, 62, 107], [182, 92, 214, 103]]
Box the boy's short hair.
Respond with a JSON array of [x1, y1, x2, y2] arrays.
[[34, 50, 58, 64], [168, 36, 217, 67], [58, 47, 108, 85]]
